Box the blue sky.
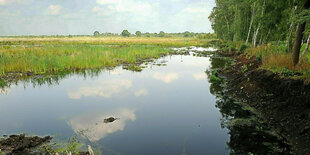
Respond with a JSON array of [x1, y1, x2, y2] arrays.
[[0, 0, 215, 35]]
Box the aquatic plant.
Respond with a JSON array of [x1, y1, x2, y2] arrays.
[[40, 136, 83, 154], [0, 45, 170, 75]]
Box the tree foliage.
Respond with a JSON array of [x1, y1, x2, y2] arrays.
[[135, 31, 142, 37], [209, 0, 309, 45], [209, 0, 310, 64], [121, 30, 131, 37], [93, 31, 100, 37], [159, 31, 165, 37]]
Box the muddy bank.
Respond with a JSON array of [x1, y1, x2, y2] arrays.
[[0, 134, 52, 154], [213, 50, 310, 154], [0, 134, 94, 155]]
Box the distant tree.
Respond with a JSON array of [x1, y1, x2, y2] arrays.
[[184, 31, 192, 37], [93, 31, 100, 37], [159, 31, 165, 37], [135, 31, 142, 37], [145, 32, 151, 37], [121, 30, 131, 37]]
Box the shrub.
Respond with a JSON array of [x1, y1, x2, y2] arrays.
[[93, 31, 100, 37], [256, 53, 262, 61], [210, 75, 222, 83], [135, 31, 142, 37], [229, 45, 234, 52], [239, 44, 247, 52], [159, 31, 165, 37], [121, 30, 131, 37]]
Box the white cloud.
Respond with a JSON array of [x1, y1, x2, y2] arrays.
[[96, 0, 152, 13], [193, 73, 206, 80], [92, 6, 113, 16], [153, 72, 179, 83], [92, 6, 100, 12], [67, 78, 132, 99], [109, 68, 125, 75], [69, 108, 136, 141], [170, 1, 213, 32], [94, 0, 156, 26], [96, 0, 120, 5], [46, 5, 62, 15], [184, 7, 210, 14], [0, 0, 32, 5], [134, 89, 148, 97], [0, 0, 214, 35]]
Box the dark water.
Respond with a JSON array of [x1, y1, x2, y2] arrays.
[[0, 47, 230, 154]]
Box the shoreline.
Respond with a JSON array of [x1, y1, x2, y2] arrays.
[[211, 47, 310, 154]]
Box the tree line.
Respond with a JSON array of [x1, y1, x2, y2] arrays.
[[209, 0, 310, 66], [93, 30, 216, 39]]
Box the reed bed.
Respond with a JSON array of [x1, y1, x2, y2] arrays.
[[0, 45, 169, 75], [0, 36, 210, 47], [244, 45, 310, 78]]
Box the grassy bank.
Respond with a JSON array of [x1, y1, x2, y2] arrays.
[[0, 44, 169, 75], [221, 41, 310, 78], [245, 44, 310, 77], [0, 36, 212, 47], [0, 37, 216, 77]]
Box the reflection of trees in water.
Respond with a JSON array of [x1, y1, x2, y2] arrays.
[[207, 56, 291, 154], [0, 68, 112, 90]]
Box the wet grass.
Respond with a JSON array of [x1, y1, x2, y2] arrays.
[[0, 37, 216, 77], [0, 44, 169, 75], [0, 36, 211, 47], [244, 44, 310, 78]]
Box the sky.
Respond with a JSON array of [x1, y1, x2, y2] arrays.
[[0, 0, 215, 35]]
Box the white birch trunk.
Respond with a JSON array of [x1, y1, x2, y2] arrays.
[[301, 34, 310, 63], [246, 2, 256, 44]]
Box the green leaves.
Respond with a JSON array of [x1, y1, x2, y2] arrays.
[[295, 9, 310, 24]]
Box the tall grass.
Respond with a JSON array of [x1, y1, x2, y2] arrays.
[[0, 45, 169, 75], [0, 36, 211, 47], [244, 44, 310, 77]]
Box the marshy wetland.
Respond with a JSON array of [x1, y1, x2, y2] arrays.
[[0, 39, 229, 154], [0, 37, 309, 154]]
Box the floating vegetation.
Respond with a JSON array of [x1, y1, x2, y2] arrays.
[[123, 65, 143, 72]]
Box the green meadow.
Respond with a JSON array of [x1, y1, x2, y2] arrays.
[[0, 37, 213, 76]]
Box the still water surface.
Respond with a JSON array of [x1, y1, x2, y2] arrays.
[[0, 48, 229, 154]]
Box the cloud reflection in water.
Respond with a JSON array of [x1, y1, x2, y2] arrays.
[[68, 108, 136, 141], [67, 78, 132, 99], [193, 73, 206, 80], [134, 89, 148, 97], [152, 72, 179, 83]]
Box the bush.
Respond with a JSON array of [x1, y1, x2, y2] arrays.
[[210, 69, 222, 83], [256, 53, 262, 61], [121, 30, 131, 37], [229, 45, 234, 52], [239, 44, 247, 52], [210, 75, 222, 83], [135, 31, 142, 37], [159, 31, 165, 37]]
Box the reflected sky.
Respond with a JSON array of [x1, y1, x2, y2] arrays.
[[69, 108, 136, 142], [152, 72, 179, 83], [0, 50, 229, 154], [67, 78, 132, 99]]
